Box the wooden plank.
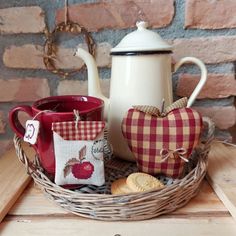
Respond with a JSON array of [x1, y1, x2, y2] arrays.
[[9, 181, 68, 216], [9, 180, 227, 216], [206, 141, 236, 222], [0, 142, 35, 222], [1, 216, 236, 236], [174, 180, 227, 215]]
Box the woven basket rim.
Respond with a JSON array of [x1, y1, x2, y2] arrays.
[[14, 136, 207, 196], [13, 117, 215, 221]]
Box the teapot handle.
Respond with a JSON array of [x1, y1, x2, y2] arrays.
[[174, 57, 207, 107]]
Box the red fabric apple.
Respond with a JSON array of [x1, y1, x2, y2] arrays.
[[122, 107, 203, 178]]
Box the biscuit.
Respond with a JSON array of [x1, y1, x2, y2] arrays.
[[111, 178, 134, 195], [126, 172, 164, 192]]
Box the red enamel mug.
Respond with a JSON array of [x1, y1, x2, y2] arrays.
[[9, 95, 104, 175]]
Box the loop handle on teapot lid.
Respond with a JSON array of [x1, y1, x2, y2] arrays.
[[136, 21, 148, 30]]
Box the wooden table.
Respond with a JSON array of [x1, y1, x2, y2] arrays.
[[0, 142, 236, 235]]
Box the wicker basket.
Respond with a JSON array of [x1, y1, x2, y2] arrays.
[[13, 118, 214, 221]]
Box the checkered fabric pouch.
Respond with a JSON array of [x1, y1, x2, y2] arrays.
[[122, 105, 203, 178], [52, 121, 106, 186]]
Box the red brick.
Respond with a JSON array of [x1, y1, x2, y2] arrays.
[[193, 106, 236, 130], [176, 74, 236, 99], [3, 45, 45, 69], [3, 43, 111, 69], [0, 111, 6, 134], [0, 78, 50, 102], [185, 0, 236, 29], [56, 0, 174, 31], [173, 36, 236, 64], [95, 42, 112, 67], [0, 6, 45, 34], [57, 79, 110, 98], [0, 140, 13, 157]]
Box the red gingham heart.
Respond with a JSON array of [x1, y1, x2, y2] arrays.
[[122, 108, 202, 178]]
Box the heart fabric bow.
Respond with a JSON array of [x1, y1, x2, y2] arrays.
[[160, 147, 188, 162], [121, 98, 203, 178]]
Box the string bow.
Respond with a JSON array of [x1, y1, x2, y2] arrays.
[[160, 147, 188, 162]]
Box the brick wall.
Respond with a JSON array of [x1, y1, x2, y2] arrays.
[[0, 0, 236, 155]]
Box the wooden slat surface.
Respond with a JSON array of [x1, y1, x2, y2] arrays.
[[0, 142, 236, 235], [0, 142, 34, 223], [9, 181, 68, 216], [1, 216, 236, 236], [207, 141, 236, 222]]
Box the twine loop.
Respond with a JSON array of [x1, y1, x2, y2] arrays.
[[73, 109, 81, 129], [32, 110, 52, 120]]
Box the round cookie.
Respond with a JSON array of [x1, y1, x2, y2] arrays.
[[126, 172, 164, 192], [111, 178, 134, 195]]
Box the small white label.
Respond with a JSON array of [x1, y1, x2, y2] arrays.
[[23, 120, 40, 145]]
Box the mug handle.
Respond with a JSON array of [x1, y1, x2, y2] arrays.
[[174, 57, 207, 107], [9, 105, 33, 138]]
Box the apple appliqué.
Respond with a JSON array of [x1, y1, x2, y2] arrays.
[[63, 145, 94, 180]]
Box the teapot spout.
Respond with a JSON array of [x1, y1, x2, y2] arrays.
[[75, 48, 109, 120]]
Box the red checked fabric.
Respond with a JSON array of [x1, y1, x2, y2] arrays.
[[52, 121, 105, 140], [122, 108, 203, 178]]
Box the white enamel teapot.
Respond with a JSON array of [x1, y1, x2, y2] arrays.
[[75, 21, 207, 162]]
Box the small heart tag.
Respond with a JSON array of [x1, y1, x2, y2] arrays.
[[24, 120, 40, 145]]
